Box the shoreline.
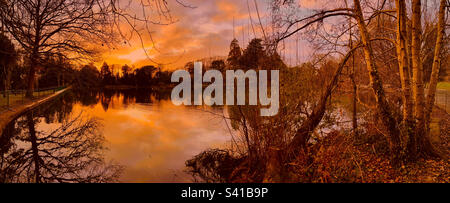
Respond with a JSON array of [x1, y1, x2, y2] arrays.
[[103, 84, 175, 91], [0, 86, 72, 136]]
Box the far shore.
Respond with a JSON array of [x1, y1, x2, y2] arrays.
[[103, 84, 176, 91]]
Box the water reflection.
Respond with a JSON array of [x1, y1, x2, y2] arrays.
[[0, 89, 230, 182], [0, 94, 122, 183]]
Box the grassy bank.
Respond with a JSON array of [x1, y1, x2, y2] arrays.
[[437, 82, 450, 91], [0, 87, 71, 136]]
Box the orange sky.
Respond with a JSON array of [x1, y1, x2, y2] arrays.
[[98, 0, 324, 70], [38, 94, 231, 182], [98, 0, 250, 70]]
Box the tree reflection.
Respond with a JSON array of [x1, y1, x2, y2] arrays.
[[0, 89, 176, 182], [100, 90, 113, 112], [0, 111, 123, 183], [76, 88, 171, 112]]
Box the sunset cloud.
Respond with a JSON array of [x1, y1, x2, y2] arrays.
[[100, 0, 264, 70], [99, 0, 330, 70]]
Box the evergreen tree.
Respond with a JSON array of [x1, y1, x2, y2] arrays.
[[227, 39, 242, 70], [240, 38, 265, 70]]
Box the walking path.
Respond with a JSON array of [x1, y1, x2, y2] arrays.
[[0, 86, 71, 136]]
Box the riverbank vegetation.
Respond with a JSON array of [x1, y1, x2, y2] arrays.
[[187, 0, 449, 183]]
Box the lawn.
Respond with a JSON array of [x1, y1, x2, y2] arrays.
[[0, 90, 55, 108], [437, 82, 450, 91]]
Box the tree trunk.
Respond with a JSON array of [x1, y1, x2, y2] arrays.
[[351, 69, 358, 136], [395, 0, 414, 125], [408, 0, 433, 160], [26, 55, 37, 98], [421, 0, 447, 158], [57, 73, 61, 87], [347, 3, 358, 137], [272, 45, 358, 182], [425, 0, 446, 129], [5, 66, 11, 99], [3, 81, 5, 98], [238, 106, 253, 158], [409, 0, 423, 158], [395, 0, 416, 159], [26, 112, 41, 183], [353, 0, 403, 164], [288, 45, 358, 156], [2, 63, 12, 99], [26, 1, 41, 98], [2, 64, 6, 98]]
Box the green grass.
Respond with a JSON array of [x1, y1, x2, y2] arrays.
[[437, 82, 450, 91]]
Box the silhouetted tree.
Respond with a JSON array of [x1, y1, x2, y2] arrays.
[[0, 33, 17, 96], [75, 64, 100, 90], [121, 64, 132, 85], [184, 62, 195, 75], [155, 70, 172, 84], [134, 65, 156, 87], [39, 55, 75, 88], [211, 60, 226, 73], [100, 62, 114, 85], [227, 39, 242, 69], [240, 38, 265, 70], [10, 64, 27, 90]]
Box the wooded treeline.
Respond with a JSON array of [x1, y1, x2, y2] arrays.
[[0, 0, 183, 95], [0, 39, 174, 92], [77, 62, 173, 89]]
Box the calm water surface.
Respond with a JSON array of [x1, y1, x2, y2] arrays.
[[0, 89, 231, 183]]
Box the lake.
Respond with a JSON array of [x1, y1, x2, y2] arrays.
[[0, 89, 232, 183]]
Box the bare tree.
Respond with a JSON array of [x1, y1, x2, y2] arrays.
[[268, 0, 448, 163], [0, 111, 123, 183], [0, 0, 183, 97], [423, 0, 447, 155]]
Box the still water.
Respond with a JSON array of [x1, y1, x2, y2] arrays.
[[0, 89, 231, 183]]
